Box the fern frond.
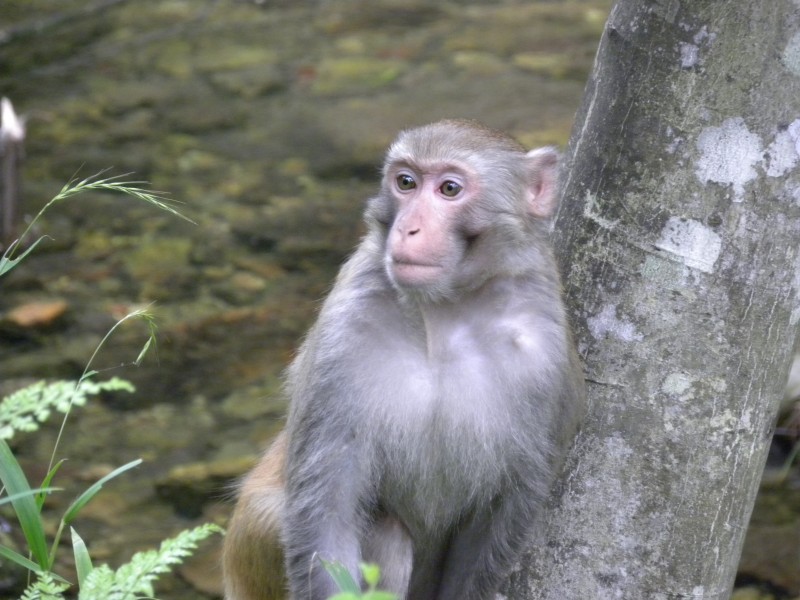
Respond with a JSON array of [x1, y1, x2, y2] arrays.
[[20, 571, 69, 600], [0, 378, 134, 440], [78, 523, 222, 599]]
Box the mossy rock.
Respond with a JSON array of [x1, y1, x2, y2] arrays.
[[311, 57, 406, 95]]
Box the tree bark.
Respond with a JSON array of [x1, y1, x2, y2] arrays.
[[510, 1, 800, 598]]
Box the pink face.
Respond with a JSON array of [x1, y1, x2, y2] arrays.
[[384, 161, 479, 290]]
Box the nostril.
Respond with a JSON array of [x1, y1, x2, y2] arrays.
[[408, 228, 421, 236]]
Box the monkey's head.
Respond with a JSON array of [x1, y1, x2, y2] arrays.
[[366, 119, 560, 302]]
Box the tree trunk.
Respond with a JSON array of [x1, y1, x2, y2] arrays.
[[510, 1, 800, 598]]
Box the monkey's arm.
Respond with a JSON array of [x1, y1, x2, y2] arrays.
[[436, 479, 545, 600], [282, 383, 375, 600]]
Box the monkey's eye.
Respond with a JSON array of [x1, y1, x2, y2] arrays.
[[396, 174, 417, 191], [439, 180, 463, 198]]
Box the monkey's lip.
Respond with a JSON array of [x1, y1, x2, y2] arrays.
[[390, 258, 443, 283], [391, 258, 441, 268]]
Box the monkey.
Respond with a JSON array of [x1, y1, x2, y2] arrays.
[[224, 431, 288, 600], [223, 119, 585, 600]]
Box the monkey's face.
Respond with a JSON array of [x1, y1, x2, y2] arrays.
[[368, 120, 560, 302], [381, 157, 482, 298]]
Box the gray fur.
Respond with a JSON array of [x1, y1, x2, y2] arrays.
[[223, 120, 585, 600]]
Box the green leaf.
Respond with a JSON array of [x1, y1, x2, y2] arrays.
[[71, 527, 93, 587], [360, 563, 381, 588], [0, 236, 47, 277], [0, 487, 60, 507], [0, 546, 72, 586], [0, 440, 49, 568], [37, 460, 66, 510], [0, 544, 46, 574], [78, 523, 222, 598], [134, 336, 153, 366], [62, 459, 142, 524], [363, 592, 397, 600], [0, 378, 134, 441], [321, 559, 360, 594], [20, 571, 70, 598]]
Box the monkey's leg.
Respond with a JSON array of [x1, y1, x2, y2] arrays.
[[361, 515, 413, 598], [436, 491, 543, 600], [223, 433, 288, 600]]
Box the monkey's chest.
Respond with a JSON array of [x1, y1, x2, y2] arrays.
[[372, 328, 529, 532]]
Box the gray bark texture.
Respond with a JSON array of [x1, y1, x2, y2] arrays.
[[508, 1, 800, 598]]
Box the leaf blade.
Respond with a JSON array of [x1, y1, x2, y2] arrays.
[[0, 440, 50, 568], [62, 459, 142, 525], [321, 559, 361, 594], [71, 527, 93, 587]]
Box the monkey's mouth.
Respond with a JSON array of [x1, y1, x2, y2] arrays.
[[389, 259, 443, 285]]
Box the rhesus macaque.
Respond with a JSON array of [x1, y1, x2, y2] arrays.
[[223, 120, 585, 600]]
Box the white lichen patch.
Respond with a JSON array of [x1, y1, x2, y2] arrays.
[[765, 119, 800, 177], [655, 217, 722, 273], [792, 252, 800, 325], [693, 25, 716, 46], [587, 304, 643, 342], [665, 126, 684, 154], [783, 31, 800, 77], [639, 254, 688, 291], [695, 117, 763, 201], [679, 43, 699, 68], [708, 409, 740, 433], [661, 372, 693, 399], [582, 191, 618, 230], [677, 25, 715, 70]]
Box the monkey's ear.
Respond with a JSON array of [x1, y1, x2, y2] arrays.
[[525, 147, 560, 218]]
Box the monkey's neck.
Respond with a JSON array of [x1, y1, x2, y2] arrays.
[[404, 278, 503, 360]]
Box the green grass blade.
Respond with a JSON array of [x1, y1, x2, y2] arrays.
[[62, 459, 142, 525], [134, 336, 154, 366], [0, 546, 71, 585], [0, 236, 47, 277], [0, 487, 60, 506], [0, 440, 49, 568], [0, 544, 45, 573], [51, 173, 194, 224], [71, 527, 93, 586], [321, 559, 361, 594], [37, 460, 66, 510]]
